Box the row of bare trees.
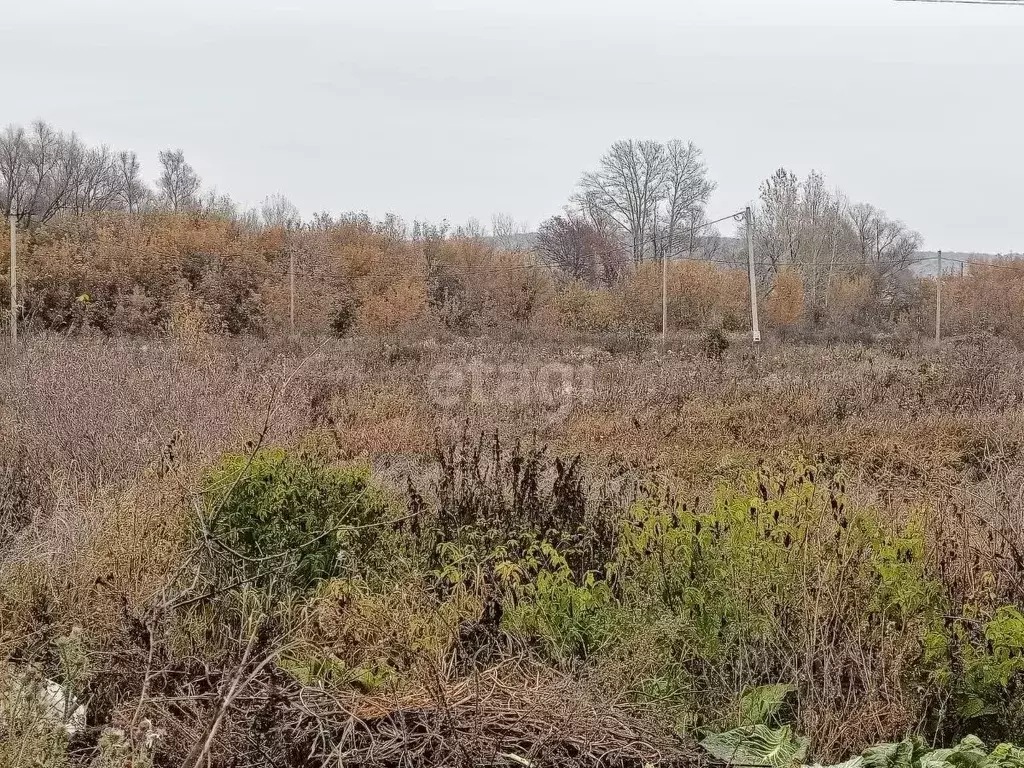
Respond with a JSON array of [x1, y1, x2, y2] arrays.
[[537, 140, 922, 323], [0, 120, 208, 224], [752, 168, 922, 315]]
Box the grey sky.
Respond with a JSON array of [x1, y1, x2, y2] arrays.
[[7, 0, 1024, 252]]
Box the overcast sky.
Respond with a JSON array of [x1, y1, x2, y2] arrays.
[[6, 0, 1024, 251]]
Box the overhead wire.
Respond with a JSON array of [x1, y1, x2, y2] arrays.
[[895, 0, 1023, 6]]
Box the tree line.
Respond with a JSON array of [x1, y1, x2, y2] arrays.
[[536, 139, 922, 303], [16, 118, 1024, 346], [0, 120, 305, 227]]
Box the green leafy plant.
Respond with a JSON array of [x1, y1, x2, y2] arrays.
[[202, 450, 391, 596], [924, 606, 1024, 735], [702, 732, 1024, 768], [499, 538, 615, 661], [701, 725, 809, 767], [739, 684, 798, 727]]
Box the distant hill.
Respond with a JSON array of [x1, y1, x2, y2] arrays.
[[913, 251, 1024, 276]]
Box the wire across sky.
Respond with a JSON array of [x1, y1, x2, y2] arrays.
[[895, 0, 1024, 6]]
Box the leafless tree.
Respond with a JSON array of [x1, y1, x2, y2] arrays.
[[537, 211, 626, 285], [72, 145, 125, 214], [157, 148, 201, 213], [577, 139, 668, 265], [309, 211, 335, 232], [847, 202, 920, 276], [456, 216, 487, 239], [376, 212, 407, 243], [491, 212, 529, 254], [199, 188, 238, 219], [1, 120, 153, 223], [660, 140, 716, 260], [537, 213, 598, 283], [751, 167, 922, 315], [0, 124, 30, 218], [260, 193, 301, 229], [114, 151, 149, 213], [755, 168, 802, 282], [13, 121, 85, 225]]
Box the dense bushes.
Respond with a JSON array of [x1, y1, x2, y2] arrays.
[[8, 211, 1023, 345]]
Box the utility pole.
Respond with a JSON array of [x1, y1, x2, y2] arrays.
[[8, 214, 16, 347], [935, 250, 942, 347], [745, 206, 761, 343], [288, 239, 296, 334], [656, 203, 667, 352]]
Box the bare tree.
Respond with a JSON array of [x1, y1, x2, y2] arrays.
[[752, 167, 922, 318], [199, 188, 238, 219], [157, 149, 200, 213], [0, 124, 29, 218], [491, 212, 529, 254], [114, 151, 149, 213], [73, 144, 126, 214], [2, 121, 153, 222], [260, 193, 301, 229], [847, 203, 920, 276], [841, 202, 922, 318], [376, 212, 407, 243], [755, 168, 802, 282], [537, 213, 597, 283], [456, 216, 487, 239], [660, 140, 716, 260], [577, 139, 668, 265], [15, 121, 86, 225], [537, 211, 626, 285]]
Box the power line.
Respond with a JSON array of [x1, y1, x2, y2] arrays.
[[896, 0, 1024, 6]]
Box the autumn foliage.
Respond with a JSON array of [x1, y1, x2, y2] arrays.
[[0, 211, 1020, 345]]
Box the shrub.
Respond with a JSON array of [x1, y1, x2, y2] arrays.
[[767, 269, 805, 330], [329, 290, 360, 337], [604, 464, 947, 751], [201, 450, 391, 596], [702, 327, 730, 360]]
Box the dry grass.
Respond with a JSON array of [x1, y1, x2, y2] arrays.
[[3, 330, 1024, 764]]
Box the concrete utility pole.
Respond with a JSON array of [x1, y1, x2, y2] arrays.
[[745, 206, 761, 343], [289, 240, 296, 334], [9, 214, 16, 347], [935, 250, 942, 347], [655, 203, 667, 352]]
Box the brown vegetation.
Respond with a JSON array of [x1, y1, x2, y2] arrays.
[[3, 332, 1024, 764]]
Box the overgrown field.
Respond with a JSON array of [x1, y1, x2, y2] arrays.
[[3, 332, 1024, 766]]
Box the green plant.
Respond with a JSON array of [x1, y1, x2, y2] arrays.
[[201, 450, 392, 596], [608, 464, 948, 746], [700, 731, 1024, 768], [924, 606, 1024, 738], [701, 725, 809, 767], [739, 684, 798, 727], [498, 538, 615, 661]]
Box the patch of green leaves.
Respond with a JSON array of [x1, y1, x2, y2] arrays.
[[202, 449, 391, 597]]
